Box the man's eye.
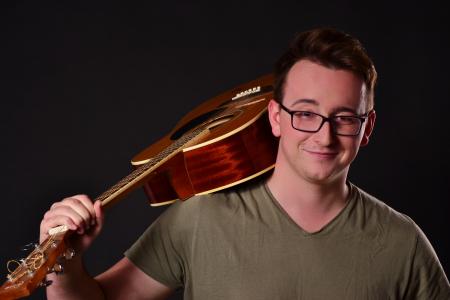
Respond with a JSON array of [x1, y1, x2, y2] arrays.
[[335, 116, 358, 124], [296, 111, 315, 119]]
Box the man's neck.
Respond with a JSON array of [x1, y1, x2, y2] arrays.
[[266, 167, 349, 233]]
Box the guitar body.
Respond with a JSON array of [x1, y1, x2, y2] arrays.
[[131, 74, 278, 206]]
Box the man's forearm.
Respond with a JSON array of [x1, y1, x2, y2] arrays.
[[46, 257, 104, 300]]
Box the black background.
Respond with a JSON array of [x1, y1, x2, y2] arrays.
[[1, 1, 449, 299]]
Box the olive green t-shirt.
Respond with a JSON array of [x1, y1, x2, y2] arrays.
[[125, 181, 449, 299]]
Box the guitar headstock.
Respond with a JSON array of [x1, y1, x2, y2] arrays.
[[0, 227, 74, 299]]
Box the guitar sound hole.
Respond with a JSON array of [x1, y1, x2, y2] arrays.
[[206, 113, 236, 130], [170, 108, 226, 140]]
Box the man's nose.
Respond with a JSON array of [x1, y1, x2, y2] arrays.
[[312, 120, 335, 146]]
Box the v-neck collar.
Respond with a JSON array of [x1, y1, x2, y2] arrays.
[[262, 181, 358, 237]]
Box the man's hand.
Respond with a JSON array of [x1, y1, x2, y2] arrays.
[[39, 195, 104, 254], [40, 195, 173, 300]]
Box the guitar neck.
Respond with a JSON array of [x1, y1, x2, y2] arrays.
[[95, 125, 208, 209]]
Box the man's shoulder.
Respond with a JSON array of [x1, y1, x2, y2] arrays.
[[351, 183, 420, 240], [160, 179, 265, 224]]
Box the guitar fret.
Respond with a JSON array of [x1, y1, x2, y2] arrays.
[[5, 126, 209, 284], [95, 126, 206, 205]]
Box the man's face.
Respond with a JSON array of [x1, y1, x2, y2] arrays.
[[268, 59, 375, 185]]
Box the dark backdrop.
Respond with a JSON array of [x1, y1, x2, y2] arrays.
[[1, 1, 448, 299]]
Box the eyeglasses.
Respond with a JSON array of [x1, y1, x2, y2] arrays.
[[278, 102, 369, 136]]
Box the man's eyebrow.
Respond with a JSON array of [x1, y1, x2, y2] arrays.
[[291, 99, 359, 115], [331, 106, 359, 115], [291, 99, 318, 106]]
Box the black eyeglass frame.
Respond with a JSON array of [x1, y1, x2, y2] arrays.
[[278, 102, 370, 137]]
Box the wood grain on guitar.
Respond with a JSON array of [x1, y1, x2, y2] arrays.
[[0, 74, 278, 299]]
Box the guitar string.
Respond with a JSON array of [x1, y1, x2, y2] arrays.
[[4, 128, 206, 283], [4, 87, 272, 284], [75, 87, 272, 204], [5, 126, 208, 284], [91, 87, 275, 204], [94, 125, 207, 204], [7, 234, 59, 282]]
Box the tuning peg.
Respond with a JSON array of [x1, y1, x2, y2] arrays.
[[20, 242, 39, 251], [63, 248, 75, 260], [39, 279, 53, 287], [48, 263, 64, 275]]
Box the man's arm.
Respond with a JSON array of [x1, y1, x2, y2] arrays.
[[403, 224, 450, 299], [40, 195, 174, 300], [96, 257, 173, 300], [45, 256, 173, 300]]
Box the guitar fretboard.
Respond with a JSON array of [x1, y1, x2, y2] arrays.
[[96, 125, 207, 207]]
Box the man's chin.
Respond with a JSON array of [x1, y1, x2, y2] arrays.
[[302, 169, 344, 185]]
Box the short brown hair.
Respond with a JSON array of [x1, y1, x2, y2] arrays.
[[274, 28, 377, 111]]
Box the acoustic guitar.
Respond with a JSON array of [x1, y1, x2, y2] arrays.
[[0, 74, 278, 299]]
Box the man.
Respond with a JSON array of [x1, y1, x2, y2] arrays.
[[40, 28, 449, 299]]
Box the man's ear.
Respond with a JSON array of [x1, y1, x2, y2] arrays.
[[268, 99, 281, 137], [360, 110, 376, 146]]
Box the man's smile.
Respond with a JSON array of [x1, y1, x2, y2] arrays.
[[302, 148, 339, 159]]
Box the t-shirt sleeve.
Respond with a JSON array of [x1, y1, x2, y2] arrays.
[[124, 202, 186, 289], [403, 223, 450, 299]]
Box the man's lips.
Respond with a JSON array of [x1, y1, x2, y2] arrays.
[[303, 149, 339, 158]]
